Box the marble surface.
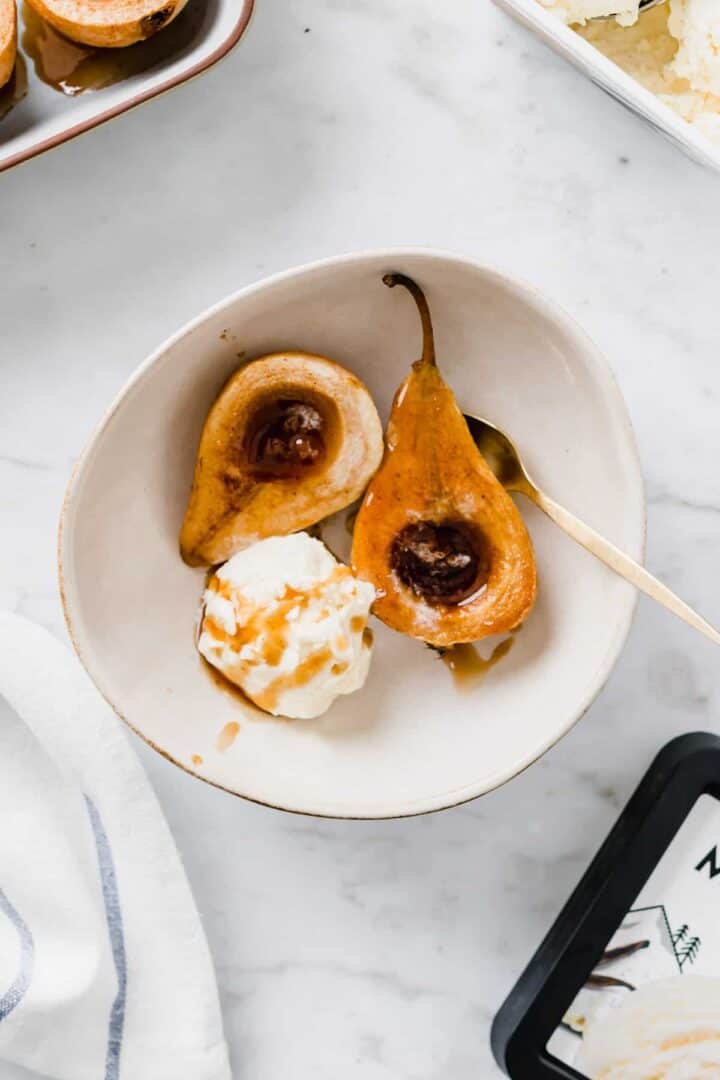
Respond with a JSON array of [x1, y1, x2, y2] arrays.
[[2, 0, 720, 1076]]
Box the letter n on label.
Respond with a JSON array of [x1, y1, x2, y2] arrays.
[[696, 845, 720, 880]]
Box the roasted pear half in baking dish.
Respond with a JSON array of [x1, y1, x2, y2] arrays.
[[180, 352, 384, 567], [0, 0, 16, 89], [24, 0, 190, 47], [351, 274, 537, 648]]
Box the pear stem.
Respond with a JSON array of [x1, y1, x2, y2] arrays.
[[383, 273, 436, 367]]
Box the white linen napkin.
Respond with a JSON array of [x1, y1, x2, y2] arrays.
[[0, 612, 231, 1080]]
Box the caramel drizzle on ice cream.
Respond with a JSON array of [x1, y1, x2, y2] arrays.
[[253, 647, 335, 713], [202, 564, 362, 709]]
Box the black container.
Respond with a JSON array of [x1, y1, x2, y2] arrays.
[[492, 732, 720, 1078]]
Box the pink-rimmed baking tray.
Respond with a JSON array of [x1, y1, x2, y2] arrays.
[[0, 0, 254, 174]]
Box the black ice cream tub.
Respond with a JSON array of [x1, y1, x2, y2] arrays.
[[492, 732, 720, 1078]]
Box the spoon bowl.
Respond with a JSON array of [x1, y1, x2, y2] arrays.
[[463, 415, 529, 492], [464, 413, 720, 647]]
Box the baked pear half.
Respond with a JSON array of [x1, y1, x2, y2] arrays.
[[180, 352, 384, 567], [24, 0, 190, 47], [0, 0, 16, 89], [352, 274, 537, 648]]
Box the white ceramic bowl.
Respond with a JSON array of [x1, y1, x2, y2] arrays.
[[494, 0, 720, 172], [59, 249, 644, 818]]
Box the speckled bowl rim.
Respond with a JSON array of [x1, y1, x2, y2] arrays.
[[0, 0, 255, 175], [58, 247, 646, 819]]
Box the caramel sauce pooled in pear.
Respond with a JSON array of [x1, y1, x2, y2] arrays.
[[351, 274, 537, 648], [180, 351, 384, 568]]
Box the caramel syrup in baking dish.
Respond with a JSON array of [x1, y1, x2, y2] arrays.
[[0, 57, 28, 120], [21, 1, 207, 95]]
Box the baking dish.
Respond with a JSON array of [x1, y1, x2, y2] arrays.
[[0, 0, 254, 174], [493, 0, 720, 172]]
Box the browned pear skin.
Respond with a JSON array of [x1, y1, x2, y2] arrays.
[[24, 0, 190, 47], [351, 274, 537, 648], [180, 351, 384, 568], [0, 0, 16, 89]]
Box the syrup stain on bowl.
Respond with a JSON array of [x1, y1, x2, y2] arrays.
[[216, 721, 240, 752], [0, 57, 28, 120], [201, 654, 247, 703], [439, 636, 515, 689], [21, 0, 208, 95], [200, 655, 270, 723]]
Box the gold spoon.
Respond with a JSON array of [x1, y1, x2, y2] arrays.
[[464, 414, 720, 646]]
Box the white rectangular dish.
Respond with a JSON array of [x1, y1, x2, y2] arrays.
[[0, 0, 254, 174], [493, 0, 720, 172]]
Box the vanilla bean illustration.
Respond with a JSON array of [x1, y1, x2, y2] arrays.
[[597, 940, 650, 966], [586, 974, 636, 991]]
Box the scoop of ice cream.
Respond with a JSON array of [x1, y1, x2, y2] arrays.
[[198, 533, 375, 719], [537, 0, 640, 27], [669, 0, 720, 96], [569, 2, 720, 141], [577, 975, 720, 1079]]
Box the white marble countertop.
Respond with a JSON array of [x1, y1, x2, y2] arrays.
[[2, 1, 720, 1076]]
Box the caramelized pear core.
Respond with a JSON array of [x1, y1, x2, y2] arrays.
[[248, 399, 326, 477], [390, 521, 490, 605]]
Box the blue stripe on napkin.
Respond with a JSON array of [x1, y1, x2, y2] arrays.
[[0, 887, 34, 1022], [85, 796, 127, 1080]]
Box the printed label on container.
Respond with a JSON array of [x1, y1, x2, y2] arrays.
[[547, 794, 720, 1077]]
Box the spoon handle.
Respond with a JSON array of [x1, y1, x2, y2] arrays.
[[528, 488, 720, 646]]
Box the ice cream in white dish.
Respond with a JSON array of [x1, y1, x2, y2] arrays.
[[540, 0, 720, 141], [537, 0, 640, 27], [198, 532, 375, 720], [577, 975, 720, 1079], [669, 0, 720, 96]]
